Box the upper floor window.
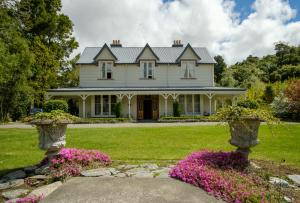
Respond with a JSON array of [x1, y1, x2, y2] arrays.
[[100, 61, 113, 79], [181, 61, 195, 79], [141, 61, 154, 79]]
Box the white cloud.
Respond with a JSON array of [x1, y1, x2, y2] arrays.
[[61, 0, 300, 64]]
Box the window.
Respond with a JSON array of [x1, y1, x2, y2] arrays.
[[111, 96, 117, 115], [182, 61, 195, 78], [179, 95, 201, 115], [141, 62, 154, 79], [100, 62, 113, 79], [187, 95, 193, 114], [94, 95, 117, 116], [194, 95, 200, 113], [179, 95, 185, 115], [102, 95, 109, 115], [95, 96, 101, 115]]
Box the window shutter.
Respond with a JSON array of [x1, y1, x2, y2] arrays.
[[139, 62, 143, 78], [180, 61, 185, 78]]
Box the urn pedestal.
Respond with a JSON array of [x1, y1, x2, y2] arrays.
[[228, 119, 260, 159]]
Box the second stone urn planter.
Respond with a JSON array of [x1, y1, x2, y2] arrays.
[[228, 118, 260, 159]]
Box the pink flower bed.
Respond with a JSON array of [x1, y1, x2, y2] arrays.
[[8, 195, 44, 203], [48, 148, 111, 179], [170, 150, 280, 203], [51, 148, 111, 166]]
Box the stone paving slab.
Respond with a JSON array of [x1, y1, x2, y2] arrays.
[[42, 177, 225, 203]]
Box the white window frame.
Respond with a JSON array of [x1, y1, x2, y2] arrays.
[[94, 95, 117, 117], [179, 95, 201, 115], [181, 61, 196, 79], [99, 61, 113, 79], [141, 61, 154, 79]]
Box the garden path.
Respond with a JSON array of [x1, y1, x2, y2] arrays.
[[41, 177, 225, 203]]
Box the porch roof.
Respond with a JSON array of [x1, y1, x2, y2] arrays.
[[47, 86, 246, 95]]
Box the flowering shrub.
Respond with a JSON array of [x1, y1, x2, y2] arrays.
[[170, 150, 281, 203], [8, 195, 44, 203], [52, 148, 111, 166], [182, 150, 249, 170], [48, 148, 111, 180]]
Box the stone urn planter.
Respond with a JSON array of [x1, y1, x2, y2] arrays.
[[27, 110, 77, 162], [31, 120, 72, 160], [213, 103, 278, 160], [228, 118, 260, 159]]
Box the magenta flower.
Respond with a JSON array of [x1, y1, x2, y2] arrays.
[[170, 150, 279, 203]]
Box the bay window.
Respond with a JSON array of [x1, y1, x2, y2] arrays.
[[94, 95, 117, 116], [178, 95, 201, 115]]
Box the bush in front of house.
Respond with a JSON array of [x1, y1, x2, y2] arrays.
[[170, 150, 282, 203], [75, 117, 129, 124], [114, 102, 122, 118], [159, 115, 211, 122], [173, 101, 181, 117], [43, 100, 69, 113]]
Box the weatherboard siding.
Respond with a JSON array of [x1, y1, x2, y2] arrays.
[[79, 64, 214, 87]]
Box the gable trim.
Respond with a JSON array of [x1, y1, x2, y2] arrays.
[[93, 43, 118, 61], [136, 43, 160, 62], [176, 43, 201, 62]]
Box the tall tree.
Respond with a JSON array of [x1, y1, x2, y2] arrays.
[[16, 0, 78, 106], [0, 1, 33, 121], [58, 54, 80, 87], [214, 55, 227, 84]]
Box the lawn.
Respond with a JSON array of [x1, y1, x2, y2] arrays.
[[0, 124, 300, 176]]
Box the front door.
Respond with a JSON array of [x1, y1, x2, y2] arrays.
[[137, 95, 159, 120], [143, 99, 153, 120]]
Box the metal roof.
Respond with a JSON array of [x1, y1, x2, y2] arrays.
[[77, 46, 216, 64], [48, 86, 245, 92]]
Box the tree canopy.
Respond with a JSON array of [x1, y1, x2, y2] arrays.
[[0, 0, 78, 121]]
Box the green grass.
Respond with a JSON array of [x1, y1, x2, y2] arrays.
[[0, 124, 299, 176]]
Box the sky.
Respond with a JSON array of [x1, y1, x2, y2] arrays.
[[61, 0, 300, 64]]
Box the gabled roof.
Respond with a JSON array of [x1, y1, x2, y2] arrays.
[[176, 43, 201, 62], [93, 43, 118, 61], [135, 43, 160, 62], [77, 45, 216, 65]]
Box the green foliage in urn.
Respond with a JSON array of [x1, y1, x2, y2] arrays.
[[26, 110, 78, 124], [212, 106, 278, 124], [44, 100, 69, 113], [237, 99, 259, 109]]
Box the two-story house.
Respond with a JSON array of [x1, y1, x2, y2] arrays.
[[47, 40, 245, 120]]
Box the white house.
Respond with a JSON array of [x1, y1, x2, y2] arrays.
[[47, 40, 245, 120]]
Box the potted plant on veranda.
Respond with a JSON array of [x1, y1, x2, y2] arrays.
[[26, 110, 77, 160], [213, 100, 278, 159]]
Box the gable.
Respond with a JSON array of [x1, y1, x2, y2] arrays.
[[93, 44, 117, 61], [136, 44, 159, 62], [176, 44, 201, 62]]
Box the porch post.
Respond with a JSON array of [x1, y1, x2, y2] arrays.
[[162, 94, 169, 116], [126, 94, 134, 119], [80, 95, 88, 118], [205, 93, 214, 115]]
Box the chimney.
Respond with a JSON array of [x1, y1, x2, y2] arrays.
[[110, 40, 122, 47], [172, 40, 183, 47]]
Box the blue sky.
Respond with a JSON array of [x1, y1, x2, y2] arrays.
[[234, 0, 300, 21], [163, 0, 300, 21]]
